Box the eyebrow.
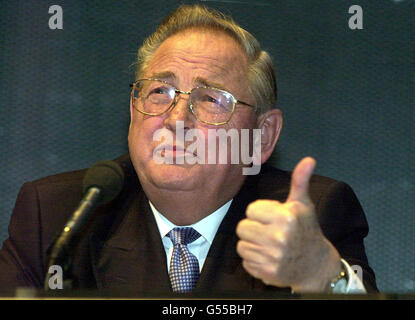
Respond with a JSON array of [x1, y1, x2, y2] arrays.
[[194, 77, 228, 91], [145, 73, 229, 92], [147, 71, 176, 81]]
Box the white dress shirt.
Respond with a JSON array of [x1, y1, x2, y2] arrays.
[[149, 200, 366, 294], [150, 200, 231, 273]]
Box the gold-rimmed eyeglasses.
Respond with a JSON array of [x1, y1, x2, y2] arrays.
[[129, 78, 256, 126]]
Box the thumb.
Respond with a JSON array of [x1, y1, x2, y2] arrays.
[[287, 157, 316, 204]]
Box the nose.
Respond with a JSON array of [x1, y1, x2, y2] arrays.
[[163, 93, 195, 132]]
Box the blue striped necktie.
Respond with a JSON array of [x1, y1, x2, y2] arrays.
[[167, 227, 201, 293]]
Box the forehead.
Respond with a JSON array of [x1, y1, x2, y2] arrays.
[[144, 29, 249, 89]]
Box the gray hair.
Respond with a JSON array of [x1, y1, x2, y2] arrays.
[[135, 4, 277, 114]]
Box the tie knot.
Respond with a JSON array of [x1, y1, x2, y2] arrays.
[[168, 227, 201, 246]]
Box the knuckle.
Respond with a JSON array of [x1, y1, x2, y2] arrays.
[[236, 240, 247, 255], [270, 231, 284, 245], [242, 261, 258, 277], [236, 240, 243, 253], [246, 200, 262, 217], [284, 211, 296, 223], [287, 200, 314, 216], [236, 219, 248, 235], [268, 248, 282, 261], [286, 201, 303, 213], [247, 200, 281, 217], [264, 264, 279, 279]]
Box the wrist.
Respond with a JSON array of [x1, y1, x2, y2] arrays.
[[291, 239, 342, 293]]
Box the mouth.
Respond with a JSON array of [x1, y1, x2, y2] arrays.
[[155, 144, 198, 159]]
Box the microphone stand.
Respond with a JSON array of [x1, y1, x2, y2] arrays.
[[44, 187, 102, 291]]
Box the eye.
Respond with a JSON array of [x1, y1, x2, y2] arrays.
[[200, 94, 219, 104], [149, 85, 171, 95]]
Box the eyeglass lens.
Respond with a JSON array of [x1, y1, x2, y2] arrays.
[[132, 80, 235, 124]]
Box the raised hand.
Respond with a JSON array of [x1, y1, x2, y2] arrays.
[[236, 157, 342, 292]]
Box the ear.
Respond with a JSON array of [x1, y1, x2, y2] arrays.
[[130, 96, 134, 120], [256, 109, 283, 164], [129, 95, 136, 127]]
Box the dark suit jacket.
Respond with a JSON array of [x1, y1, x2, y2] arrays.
[[0, 154, 377, 296]]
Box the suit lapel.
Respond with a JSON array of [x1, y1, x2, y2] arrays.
[[89, 189, 171, 295], [195, 175, 258, 293]]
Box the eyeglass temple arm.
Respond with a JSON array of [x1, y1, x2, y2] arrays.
[[237, 100, 256, 109]]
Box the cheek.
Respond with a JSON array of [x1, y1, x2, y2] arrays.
[[128, 115, 165, 162], [224, 113, 257, 145], [195, 128, 249, 166], [227, 111, 257, 130]]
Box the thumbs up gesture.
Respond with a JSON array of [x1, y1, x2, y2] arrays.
[[236, 157, 342, 293]]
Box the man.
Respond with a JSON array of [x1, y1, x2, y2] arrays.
[[0, 5, 376, 295]]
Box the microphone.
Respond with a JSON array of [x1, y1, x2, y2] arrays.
[[45, 160, 124, 290]]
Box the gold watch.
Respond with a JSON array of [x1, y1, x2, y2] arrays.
[[329, 260, 349, 293]]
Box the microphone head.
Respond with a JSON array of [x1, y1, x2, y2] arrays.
[[82, 160, 125, 205]]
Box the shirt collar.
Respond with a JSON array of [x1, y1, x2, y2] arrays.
[[149, 199, 232, 245]]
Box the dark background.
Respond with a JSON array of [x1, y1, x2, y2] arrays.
[[0, 0, 414, 293]]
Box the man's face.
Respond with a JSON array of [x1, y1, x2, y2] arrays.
[[128, 29, 257, 203]]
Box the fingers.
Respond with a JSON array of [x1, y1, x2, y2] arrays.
[[236, 219, 287, 246], [237, 241, 274, 264], [239, 248, 283, 286], [236, 219, 263, 244], [287, 157, 316, 204], [245, 200, 291, 224], [242, 260, 277, 284]]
